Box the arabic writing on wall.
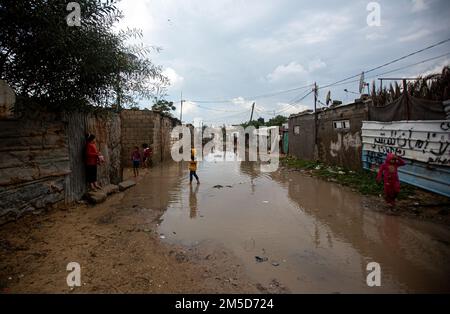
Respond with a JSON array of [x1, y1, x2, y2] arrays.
[[362, 121, 450, 166]]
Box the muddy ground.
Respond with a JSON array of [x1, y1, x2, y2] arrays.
[[0, 169, 286, 294], [1, 160, 449, 294]]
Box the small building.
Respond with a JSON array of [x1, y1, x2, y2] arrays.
[[288, 100, 370, 171]]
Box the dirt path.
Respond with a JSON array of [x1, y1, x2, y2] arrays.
[[1, 161, 449, 293], [0, 183, 262, 294]]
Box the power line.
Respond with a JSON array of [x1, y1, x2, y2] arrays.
[[189, 83, 315, 104], [321, 51, 450, 90], [319, 37, 450, 90], [179, 39, 450, 120], [205, 109, 252, 122], [273, 90, 314, 115], [193, 103, 244, 112]]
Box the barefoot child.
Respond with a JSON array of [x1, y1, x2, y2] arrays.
[[376, 153, 406, 207], [189, 156, 200, 184], [131, 146, 141, 177]]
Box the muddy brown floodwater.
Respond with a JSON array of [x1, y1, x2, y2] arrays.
[[155, 153, 450, 293], [1, 152, 450, 294]]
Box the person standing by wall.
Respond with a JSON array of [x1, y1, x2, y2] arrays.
[[142, 143, 152, 168], [131, 146, 141, 177], [85, 133, 101, 191]]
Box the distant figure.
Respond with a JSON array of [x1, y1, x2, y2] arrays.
[[85, 133, 101, 191], [142, 143, 152, 168], [131, 146, 141, 178], [191, 147, 197, 160], [189, 156, 200, 184], [376, 153, 406, 208]]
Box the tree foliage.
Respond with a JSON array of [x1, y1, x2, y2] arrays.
[[266, 115, 287, 127], [0, 0, 168, 110], [152, 99, 176, 116], [241, 115, 287, 128]]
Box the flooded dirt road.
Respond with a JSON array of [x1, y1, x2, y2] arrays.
[[1, 154, 450, 294], [153, 154, 450, 293]]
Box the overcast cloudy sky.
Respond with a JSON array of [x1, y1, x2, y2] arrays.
[[117, 0, 450, 125]]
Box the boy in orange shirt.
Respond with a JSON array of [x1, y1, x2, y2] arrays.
[[189, 156, 200, 184]]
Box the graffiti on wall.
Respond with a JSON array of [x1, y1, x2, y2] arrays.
[[362, 121, 450, 166], [330, 132, 362, 158]]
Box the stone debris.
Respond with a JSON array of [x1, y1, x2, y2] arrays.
[[85, 191, 107, 204], [118, 180, 136, 191], [255, 256, 268, 263], [102, 184, 119, 195]]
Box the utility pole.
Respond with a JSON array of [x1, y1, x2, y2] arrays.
[[313, 82, 318, 150], [180, 91, 184, 123], [249, 102, 255, 123]]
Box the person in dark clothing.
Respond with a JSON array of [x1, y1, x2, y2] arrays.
[[131, 146, 141, 177]]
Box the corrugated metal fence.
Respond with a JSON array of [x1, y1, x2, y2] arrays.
[[62, 111, 122, 203]]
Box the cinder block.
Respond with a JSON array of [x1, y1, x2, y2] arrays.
[[118, 180, 136, 191], [85, 191, 107, 204]]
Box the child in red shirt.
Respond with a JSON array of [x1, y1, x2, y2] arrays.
[[142, 143, 152, 168], [85, 134, 101, 190], [376, 153, 406, 208]]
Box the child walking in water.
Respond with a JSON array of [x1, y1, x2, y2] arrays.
[[189, 156, 200, 184], [376, 153, 406, 208], [131, 146, 141, 178]]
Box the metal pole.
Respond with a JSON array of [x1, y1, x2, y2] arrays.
[[314, 83, 318, 146], [249, 102, 255, 122], [180, 91, 183, 122]]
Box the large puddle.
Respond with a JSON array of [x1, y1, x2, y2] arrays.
[[137, 153, 450, 293]]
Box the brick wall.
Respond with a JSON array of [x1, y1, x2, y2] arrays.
[[120, 110, 179, 167]]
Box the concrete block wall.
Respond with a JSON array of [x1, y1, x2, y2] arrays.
[[120, 110, 179, 167]]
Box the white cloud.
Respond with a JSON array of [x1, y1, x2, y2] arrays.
[[267, 59, 326, 82], [162, 67, 184, 87], [412, 0, 429, 12], [116, 0, 155, 32], [366, 32, 388, 41], [232, 97, 255, 109], [417, 59, 450, 77], [267, 62, 307, 82], [241, 12, 352, 55], [399, 29, 430, 42], [174, 100, 196, 118], [308, 59, 327, 72], [274, 102, 310, 116]]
